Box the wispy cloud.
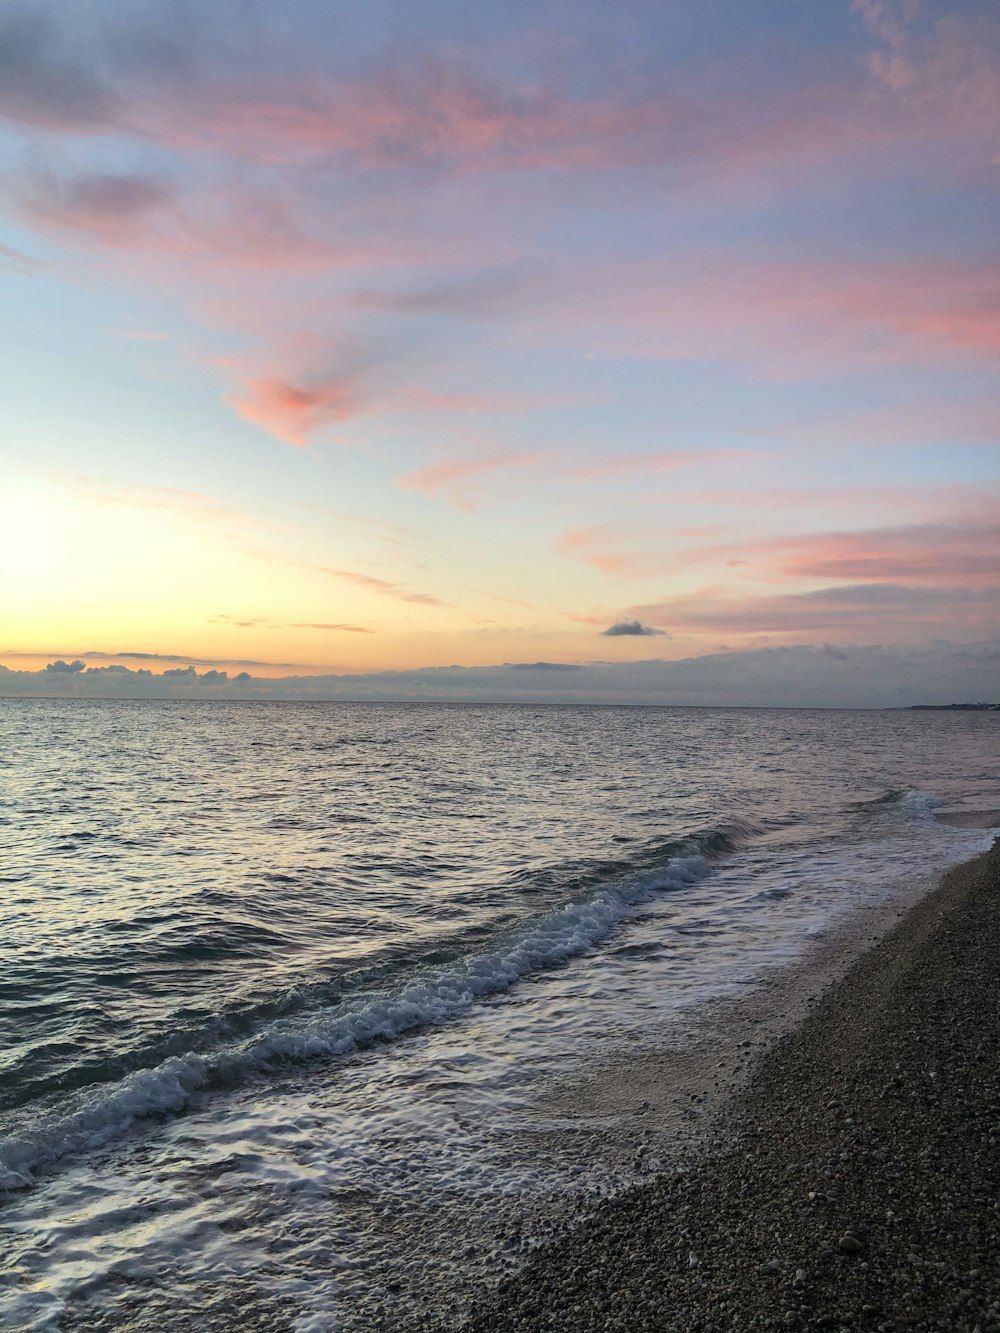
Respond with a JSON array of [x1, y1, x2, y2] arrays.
[[4, 0, 997, 453], [774, 397, 1000, 449], [57, 477, 260, 552], [398, 453, 537, 510], [630, 581, 999, 641], [8, 1, 995, 186], [766, 522, 1000, 586], [289, 622, 374, 634], [11, 168, 174, 247], [313, 564, 450, 608], [557, 503, 1000, 588], [555, 527, 655, 576], [529, 252, 1000, 380], [209, 614, 375, 634], [681, 519, 1000, 589], [0, 240, 46, 273]]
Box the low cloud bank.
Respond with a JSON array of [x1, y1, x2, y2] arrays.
[[601, 620, 667, 637], [3, 641, 999, 708]]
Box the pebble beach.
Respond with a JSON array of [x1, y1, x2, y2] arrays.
[[465, 831, 1000, 1333]]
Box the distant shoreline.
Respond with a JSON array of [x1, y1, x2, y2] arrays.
[[910, 702, 1000, 711], [4, 693, 1000, 712]]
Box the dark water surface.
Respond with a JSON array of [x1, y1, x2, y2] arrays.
[[2, 700, 997, 1329]]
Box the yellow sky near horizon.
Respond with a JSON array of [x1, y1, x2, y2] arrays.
[[0, 472, 703, 675]]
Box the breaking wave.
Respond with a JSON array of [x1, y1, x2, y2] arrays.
[[0, 830, 735, 1190], [853, 787, 943, 819]]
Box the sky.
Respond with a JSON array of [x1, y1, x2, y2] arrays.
[[1, 0, 998, 705]]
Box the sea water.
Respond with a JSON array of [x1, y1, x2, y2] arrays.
[[1, 700, 997, 1329]]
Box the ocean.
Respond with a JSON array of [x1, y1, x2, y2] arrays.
[[1, 699, 997, 1330]]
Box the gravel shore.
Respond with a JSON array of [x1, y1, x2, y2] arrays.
[[464, 837, 1000, 1333]]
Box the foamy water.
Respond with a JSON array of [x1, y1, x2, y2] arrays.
[[1, 700, 997, 1329]]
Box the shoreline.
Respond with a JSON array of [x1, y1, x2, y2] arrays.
[[463, 832, 1000, 1333], [527, 843, 971, 1153]]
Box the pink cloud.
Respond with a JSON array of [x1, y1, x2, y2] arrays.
[[18, 11, 990, 192], [209, 613, 375, 634], [555, 512, 1000, 598], [231, 373, 363, 446], [857, 0, 1000, 131], [225, 353, 578, 449], [536, 253, 1000, 379], [612, 516, 997, 591], [555, 527, 653, 576], [630, 581, 998, 641], [179, 184, 370, 271], [5, 4, 998, 454], [313, 564, 450, 609], [289, 622, 374, 634], [12, 169, 174, 248], [10, 166, 388, 272], [5, 2, 995, 228], [648, 484, 996, 527], [764, 522, 1000, 588], [145, 62, 686, 175], [672, 516, 1000, 585], [776, 397, 1000, 448], [398, 453, 538, 510]]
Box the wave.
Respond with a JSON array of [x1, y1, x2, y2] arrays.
[[0, 830, 732, 1191], [898, 789, 943, 819], [853, 787, 943, 819], [4, 824, 767, 1116]]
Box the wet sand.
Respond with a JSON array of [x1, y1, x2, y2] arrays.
[[463, 832, 1000, 1332]]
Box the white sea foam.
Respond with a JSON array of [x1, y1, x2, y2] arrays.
[[898, 788, 943, 819], [0, 850, 710, 1190]]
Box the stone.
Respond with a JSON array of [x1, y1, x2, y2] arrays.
[[838, 1234, 865, 1256]]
